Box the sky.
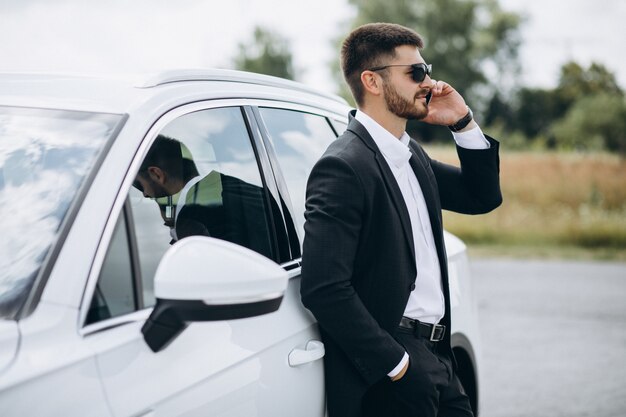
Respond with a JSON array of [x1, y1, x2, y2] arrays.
[[0, 0, 625, 95]]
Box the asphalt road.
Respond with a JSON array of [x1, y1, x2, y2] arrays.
[[471, 259, 626, 417]]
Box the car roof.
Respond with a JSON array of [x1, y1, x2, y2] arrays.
[[0, 69, 349, 115]]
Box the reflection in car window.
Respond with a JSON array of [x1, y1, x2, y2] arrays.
[[0, 106, 122, 319], [129, 107, 276, 306], [259, 108, 337, 241]]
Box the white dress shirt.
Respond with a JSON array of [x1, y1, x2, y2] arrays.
[[353, 110, 489, 378], [170, 171, 224, 241]]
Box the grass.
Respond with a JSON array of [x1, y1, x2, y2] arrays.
[[466, 244, 626, 261], [423, 146, 626, 260]]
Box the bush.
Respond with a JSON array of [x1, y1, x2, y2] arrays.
[[550, 94, 626, 154]]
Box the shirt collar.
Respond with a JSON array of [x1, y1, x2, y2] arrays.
[[355, 110, 411, 169]]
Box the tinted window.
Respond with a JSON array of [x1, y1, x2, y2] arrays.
[[130, 107, 276, 306], [88, 107, 278, 322], [259, 108, 337, 241], [128, 186, 170, 308], [86, 210, 136, 324]]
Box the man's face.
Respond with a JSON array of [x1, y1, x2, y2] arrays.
[[381, 45, 432, 120], [135, 171, 170, 199]]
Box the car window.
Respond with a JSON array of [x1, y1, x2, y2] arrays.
[[86, 106, 277, 321], [86, 209, 137, 324], [128, 186, 171, 307], [330, 119, 348, 135], [135, 107, 277, 306], [258, 108, 337, 242], [0, 106, 123, 320]]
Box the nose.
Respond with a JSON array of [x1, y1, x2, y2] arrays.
[[419, 74, 433, 88]]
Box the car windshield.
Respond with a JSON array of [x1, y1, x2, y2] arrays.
[[0, 106, 123, 319]]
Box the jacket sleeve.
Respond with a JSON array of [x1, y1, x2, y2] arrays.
[[300, 154, 405, 385], [427, 135, 503, 214]]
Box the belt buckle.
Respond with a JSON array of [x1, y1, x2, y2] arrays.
[[430, 324, 444, 342]]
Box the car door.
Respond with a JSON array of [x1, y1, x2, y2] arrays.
[[82, 102, 325, 417]]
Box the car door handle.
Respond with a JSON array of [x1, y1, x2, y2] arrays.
[[288, 340, 325, 367]]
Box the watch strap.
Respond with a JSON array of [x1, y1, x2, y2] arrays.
[[448, 106, 473, 132]]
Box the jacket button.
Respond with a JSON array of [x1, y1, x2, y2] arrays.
[[409, 283, 416, 291]]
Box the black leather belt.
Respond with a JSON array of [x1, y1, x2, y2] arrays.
[[398, 316, 446, 342]]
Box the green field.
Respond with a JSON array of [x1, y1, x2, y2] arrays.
[[424, 146, 626, 260]]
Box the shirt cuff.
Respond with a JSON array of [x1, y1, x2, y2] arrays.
[[387, 352, 409, 378], [451, 124, 490, 149]]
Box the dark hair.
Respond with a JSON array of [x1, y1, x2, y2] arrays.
[[341, 23, 424, 105], [139, 134, 184, 180]]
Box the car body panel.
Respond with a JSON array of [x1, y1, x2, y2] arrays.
[[0, 303, 111, 416], [83, 277, 323, 417], [0, 321, 18, 374]]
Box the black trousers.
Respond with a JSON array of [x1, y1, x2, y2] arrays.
[[362, 327, 474, 417]]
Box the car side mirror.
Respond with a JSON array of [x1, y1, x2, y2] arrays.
[[142, 236, 288, 352]]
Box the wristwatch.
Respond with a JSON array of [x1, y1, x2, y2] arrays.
[[448, 106, 473, 132]]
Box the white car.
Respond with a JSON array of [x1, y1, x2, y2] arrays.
[[0, 70, 482, 416]]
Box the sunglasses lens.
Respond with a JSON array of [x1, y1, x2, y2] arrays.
[[411, 64, 430, 83]]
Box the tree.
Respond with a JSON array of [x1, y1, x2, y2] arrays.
[[550, 93, 626, 154], [553, 62, 625, 153], [234, 26, 295, 80], [484, 92, 514, 128], [510, 61, 624, 147], [332, 0, 522, 142], [556, 61, 623, 104], [510, 87, 566, 139]]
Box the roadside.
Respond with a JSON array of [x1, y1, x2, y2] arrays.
[[471, 258, 626, 417]]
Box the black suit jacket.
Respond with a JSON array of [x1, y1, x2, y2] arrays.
[[300, 114, 502, 417], [175, 173, 273, 259]]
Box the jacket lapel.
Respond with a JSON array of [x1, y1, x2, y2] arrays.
[[347, 116, 416, 259]]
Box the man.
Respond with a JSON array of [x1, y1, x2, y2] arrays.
[[133, 135, 200, 232], [300, 23, 502, 417], [133, 135, 273, 258]]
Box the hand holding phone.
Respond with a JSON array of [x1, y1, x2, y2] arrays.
[[422, 80, 470, 127]]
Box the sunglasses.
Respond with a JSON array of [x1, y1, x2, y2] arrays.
[[368, 63, 433, 83]]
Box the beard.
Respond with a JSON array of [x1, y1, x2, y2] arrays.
[[139, 174, 171, 199], [383, 81, 429, 120]]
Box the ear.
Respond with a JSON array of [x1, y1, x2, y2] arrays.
[[360, 70, 383, 97], [147, 166, 166, 184]]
